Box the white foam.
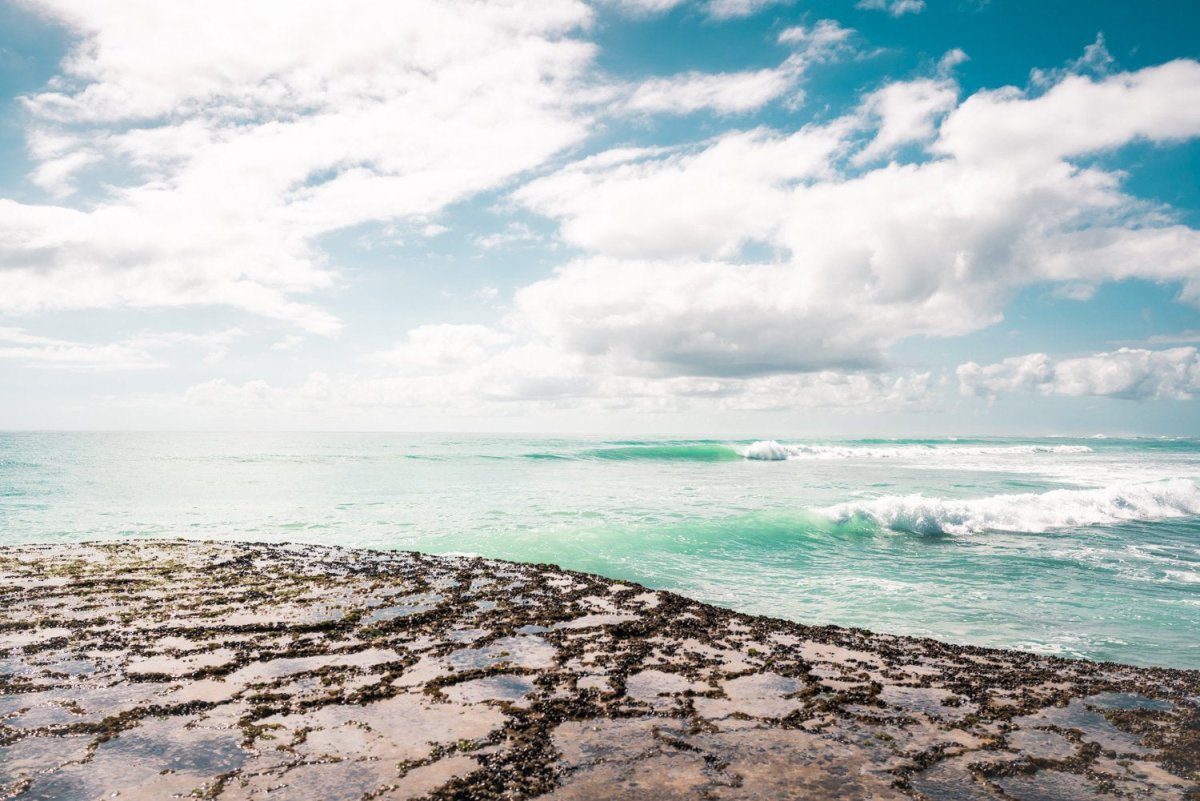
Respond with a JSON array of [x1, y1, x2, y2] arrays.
[[817, 478, 1200, 535], [740, 440, 1093, 461], [741, 440, 796, 460]]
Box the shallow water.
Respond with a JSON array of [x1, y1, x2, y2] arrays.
[[1, 432, 1197, 667]]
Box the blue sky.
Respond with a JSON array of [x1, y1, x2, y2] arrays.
[[0, 0, 1198, 434]]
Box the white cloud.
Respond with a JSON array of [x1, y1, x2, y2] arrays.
[[512, 257, 891, 376], [1032, 34, 1114, 88], [856, 0, 925, 17], [599, 0, 686, 14], [0, 327, 161, 370], [181, 362, 933, 417], [0, 196, 342, 334], [852, 77, 958, 164], [1051, 282, 1097, 301], [623, 58, 804, 116], [475, 223, 542, 250], [600, 0, 792, 20], [3, 0, 596, 332], [28, 148, 99, 197], [938, 48, 969, 73], [211, 317, 936, 417], [125, 328, 240, 347], [618, 24, 857, 118], [0, 325, 243, 370], [509, 61, 1200, 378], [363, 324, 512, 371], [777, 20, 855, 59], [515, 122, 850, 260], [704, 0, 793, 20], [958, 347, 1200, 401], [7, 12, 1200, 422], [934, 59, 1200, 166]]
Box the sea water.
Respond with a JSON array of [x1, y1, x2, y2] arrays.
[[1, 432, 1197, 668]]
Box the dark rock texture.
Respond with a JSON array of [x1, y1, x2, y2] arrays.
[[1, 540, 1197, 800]]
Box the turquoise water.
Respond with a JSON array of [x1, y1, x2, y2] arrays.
[[1, 432, 1198, 668]]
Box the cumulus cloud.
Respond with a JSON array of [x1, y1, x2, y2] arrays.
[[958, 348, 1200, 401], [514, 123, 850, 260], [852, 77, 958, 164], [511, 258, 891, 376], [27, 148, 100, 197], [8, 11, 1200, 422], [510, 60, 1200, 378], [934, 59, 1200, 166], [3, 0, 596, 332]]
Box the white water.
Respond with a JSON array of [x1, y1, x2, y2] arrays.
[[2, 432, 1198, 668], [819, 477, 1200, 535], [742, 439, 1094, 460]]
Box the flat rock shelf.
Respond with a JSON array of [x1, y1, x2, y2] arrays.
[[1, 541, 1197, 800]]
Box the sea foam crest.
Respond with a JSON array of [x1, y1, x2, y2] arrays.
[[740, 440, 1093, 461], [741, 440, 796, 460], [818, 478, 1200, 535]]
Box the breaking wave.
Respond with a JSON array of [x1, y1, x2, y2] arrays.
[[741, 440, 1094, 461], [579, 443, 742, 462], [817, 478, 1200, 535], [524, 439, 1098, 463]]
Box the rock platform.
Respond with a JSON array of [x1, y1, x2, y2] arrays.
[[1, 540, 1197, 800]]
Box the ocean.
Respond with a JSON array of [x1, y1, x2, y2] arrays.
[[1, 432, 1197, 669]]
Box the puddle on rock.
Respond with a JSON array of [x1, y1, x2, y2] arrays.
[[624, 670, 706, 703], [994, 769, 1104, 801], [694, 672, 807, 719], [444, 674, 536, 704], [909, 756, 999, 801], [363, 593, 442, 624], [1014, 698, 1152, 755], [878, 685, 975, 719], [445, 635, 557, 671], [1084, 691, 1173, 712], [1006, 728, 1077, 760]]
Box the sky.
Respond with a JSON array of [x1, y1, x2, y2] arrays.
[[0, 0, 1198, 435]]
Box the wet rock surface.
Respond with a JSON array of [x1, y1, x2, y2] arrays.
[[0, 539, 1197, 800]]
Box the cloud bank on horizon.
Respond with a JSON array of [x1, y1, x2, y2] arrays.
[[1, 0, 1198, 433]]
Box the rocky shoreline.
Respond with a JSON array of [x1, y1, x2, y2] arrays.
[[1, 539, 1197, 800]]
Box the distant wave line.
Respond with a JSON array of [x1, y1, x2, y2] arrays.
[[519, 440, 1098, 463]]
